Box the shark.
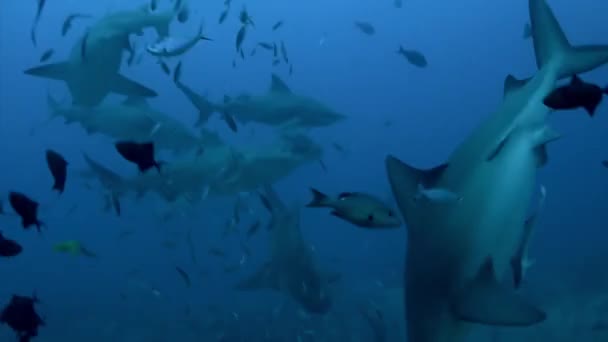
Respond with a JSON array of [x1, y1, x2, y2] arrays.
[[44, 94, 207, 155], [23, 3, 182, 106], [385, 0, 608, 341], [188, 74, 346, 129], [235, 184, 336, 314]]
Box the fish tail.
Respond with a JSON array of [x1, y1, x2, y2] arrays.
[[52, 182, 64, 194], [306, 187, 329, 207]]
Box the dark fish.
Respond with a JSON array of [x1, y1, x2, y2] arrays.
[[61, 14, 91, 37], [257, 192, 272, 213], [258, 42, 273, 50], [239, 7, 254, 27], [159, 60, 171, 75], [0, 294, 44, 342], [9, 192, 44, 231], [175, 266, 191, 287], [222, 111, 238, 132], [602, 160, 608, 168], [114, 141, 161, 173], [81, 31, 90, 62], [236, 25, 247, 52], [280, 41, 289, 64], [246, 220, 261, 239], [306, 188, 402, 228], [218, 8, 229, 24], [173, 61, 182, 83], [111, 192, 121, 216], [30, 0, 47, 46], [396, 46, 427, 68], [354, 21, 375, 35], [543, 75, 607, 117], [272, 21, 283, 31], [523, 22, 532, 39], [273, 43, 278, 57], [0, 232, 23, 257], [39, 49, 54, 63], [45, 149, 68, 194]]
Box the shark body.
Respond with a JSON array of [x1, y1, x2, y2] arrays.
[[385, 1, 608, 341], [24, 3, 181, 106], [235, 185, 335, 314]]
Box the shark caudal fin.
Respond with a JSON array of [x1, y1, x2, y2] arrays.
[[530, 0, 608, 79]]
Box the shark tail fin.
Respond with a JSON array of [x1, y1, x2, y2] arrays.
[[530, 0, 608, 79], [451, 258, 546, 326], [306, 188, 330, 207], [385, 155, 448, 227]]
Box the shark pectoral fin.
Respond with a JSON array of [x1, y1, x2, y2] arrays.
[[385, 155, 448, 225], [451, 258, 546, 326], [270, 74, 292, 93], [235, 262, 280, 291], [503, 74, 531, 97], [532, 126, 561, 167], [109, 74, 158, 98], [24, 62, 72, 81]]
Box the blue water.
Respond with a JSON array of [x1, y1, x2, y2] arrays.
[[1, 0, 608, 341]]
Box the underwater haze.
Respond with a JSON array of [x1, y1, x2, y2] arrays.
[[1, 0, 608, 341]]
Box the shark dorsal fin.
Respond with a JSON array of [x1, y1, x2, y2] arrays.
[[503, 75, 530, 97], [123, 96, 150, 107], [270, 74, 291, 93], [450, 257, 546, 326]]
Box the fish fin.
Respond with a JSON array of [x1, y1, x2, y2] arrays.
[[530, 0, 608, 78], [109, 73, 157, 98], [451, 257, 546, 326], [306, 188, 329, 207], [385, 155, 447, 229], [570, 74, 583, 85], [583, 101, 599, 117], [503, 74, 530, 97], [24, 62, 72, 81], [269, 74, 291, 93], [235, 262, 280, 290]]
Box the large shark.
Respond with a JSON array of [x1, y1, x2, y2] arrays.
[[23, 3, 182, 106], [188, 74, 346, 129], [385, 0, 608, 341], [44, 95, 207, 155], [235, 184, 336, 314]]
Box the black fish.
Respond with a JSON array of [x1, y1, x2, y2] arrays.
[[175, 266, 191, 287], [173, 61, 182, 83], [39, 49, 54, 63], [272, 20, 283, 31], [159, 60, 171, 75], [8, 192, 44, 231], [222, 112, 238, 132], [0, 232, 22, 257], [257, 192, 272, 213], [397, 46, 427, 67], [543, 75, 607, 117], [246, 220, 261, 239], [218, 8, 229, 24], [30, 0, 46, 46], [45, 149, 68, 194], [115, 141, 161, 173], [236, 25, 247, 52], [61, 14, 91, 37], [0, 294, 44, 342]]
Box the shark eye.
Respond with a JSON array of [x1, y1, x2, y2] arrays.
[[367, 214, 374, 222], [387, 210, 394, 217]]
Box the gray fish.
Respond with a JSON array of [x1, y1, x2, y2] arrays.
[[236, 25, 247, 52], [280, 41, 289, 64], [354, 21, 375, 35], [173, 61, 182, 84], [159, 60, 171, 75], [306, 188, 401, 228], [396, 45, 427, 67], [61, 14, 92, 37], [257, 192, 272, 213], [272, 20, 283, 31], [175, 266, 191, 287], [219, 8, 229, 24], [39, 48, 54, 62]]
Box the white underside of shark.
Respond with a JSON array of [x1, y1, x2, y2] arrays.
[[385, 0, 608, 341]]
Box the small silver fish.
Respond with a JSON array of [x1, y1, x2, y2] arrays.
[[414, 184, 462, 203]]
